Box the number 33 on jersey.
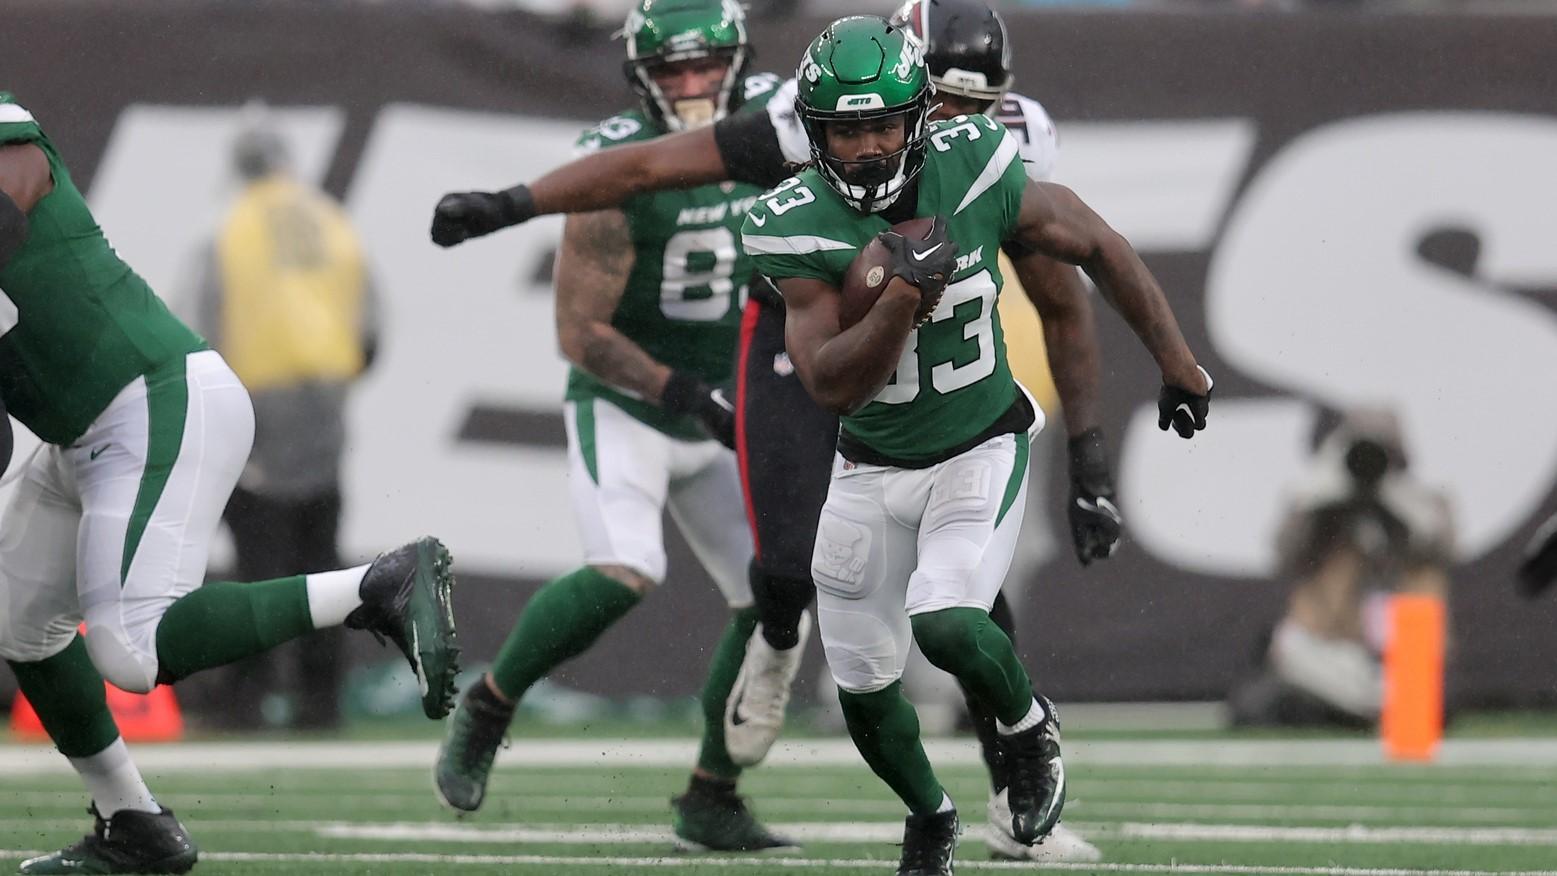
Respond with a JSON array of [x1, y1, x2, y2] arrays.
[[740, 114, 1030, 463]]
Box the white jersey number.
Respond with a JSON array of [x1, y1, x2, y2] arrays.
[[874, 270, 998, 404], [660, 226, 739, 321]]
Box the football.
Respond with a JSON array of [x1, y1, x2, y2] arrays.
[[838, 216, 939, 330]]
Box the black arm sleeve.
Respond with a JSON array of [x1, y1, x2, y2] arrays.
[[713, 111, 791, 190]]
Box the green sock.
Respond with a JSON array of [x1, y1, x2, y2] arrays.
[[490, 567, 642, 702], [8, 635, 120, 757], [154, 577, 313, 682], [695, 605, 760, 779], [911, 606, 1033, 724], [838, 681, 945, 814]]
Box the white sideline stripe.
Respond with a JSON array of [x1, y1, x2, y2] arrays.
[[6, 738, 1557, 775], [6, 849, 1557, 874], [321, 820, 1557, 848]]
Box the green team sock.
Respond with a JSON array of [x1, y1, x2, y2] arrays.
[[838, 681, 945, 815], [911, 606, 1034, 724], [695, 605, 760, 779], [489, 567, 642, 702], [154, 577, 313, 682], [8, 635, 120, 757]]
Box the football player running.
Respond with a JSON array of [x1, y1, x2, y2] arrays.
[[430, 0, 1158, 863], [432, 0, 793, 853], [737, 18, 1211, 876], [0, 95, 461, 875]]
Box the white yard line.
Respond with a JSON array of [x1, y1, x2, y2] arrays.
[[1111, 823, 1557, 846], [4, 849, 1556, 874], [318, 820, 1557, 848], [5, 738, 1557, 775]]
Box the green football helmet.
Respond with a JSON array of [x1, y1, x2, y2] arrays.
[[621, 0, 751, 132], [795, 16, 933, 213]]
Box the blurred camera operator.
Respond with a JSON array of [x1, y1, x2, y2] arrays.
[[1229, 407, 1455, 728]]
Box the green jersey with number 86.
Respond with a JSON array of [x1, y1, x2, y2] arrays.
[[741, 114, 1028, 462], [563, 74, 782, 440], [0, 95, 205, 446]]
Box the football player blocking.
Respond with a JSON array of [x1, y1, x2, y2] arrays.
[[433, 0, 797, 853], [0, 98, 462, 875], [740, 19, 1211, 876]]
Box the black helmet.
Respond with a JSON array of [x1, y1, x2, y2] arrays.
[[888, 0, 1013, 109]]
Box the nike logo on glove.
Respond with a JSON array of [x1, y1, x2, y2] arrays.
[[1075, 495, 1123, 523], [912, 243, 943, 260]]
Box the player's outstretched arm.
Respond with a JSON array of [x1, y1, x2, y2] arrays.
[[779, 275, 922, 416], [1009, 180, 1213, 438], [431, 127, 728, 248], [554, 208, 734, 445], [1009, 251, 1123, 564], [0, 143, 52, 267]]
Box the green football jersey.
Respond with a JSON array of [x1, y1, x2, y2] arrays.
[[741, 114, 1029, 462], [563, 73, 782, 440], [0, 96, 205, 446]]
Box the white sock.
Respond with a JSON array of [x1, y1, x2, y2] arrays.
[[305, 564, 371, 628], [69, 738, 158, 816], [997, 697, 1046, 735], [936, 792, 956, 814]]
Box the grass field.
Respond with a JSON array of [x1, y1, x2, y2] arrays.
[[4, 730, 1557, 875]]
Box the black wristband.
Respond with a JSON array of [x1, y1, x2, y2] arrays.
[[660, 369, 708, 415], [0, 189, 29, 270], [1067, 427, 1112, 495], [497, 184, 537, 227]]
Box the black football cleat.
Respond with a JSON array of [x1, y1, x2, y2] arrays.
[[19, 805, 197, 874], [1002, 695, 1066, 845], [345, 536, 460, 719], [896, 809, 959, 876]]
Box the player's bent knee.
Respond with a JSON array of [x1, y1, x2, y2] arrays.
[[910, 608, 983, 672], [83, 627, 159, 694], [591, 563, 656, 594]]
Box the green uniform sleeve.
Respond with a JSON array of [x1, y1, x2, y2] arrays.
[[0, 96, 45, 146], [741, 215, 841, 286]]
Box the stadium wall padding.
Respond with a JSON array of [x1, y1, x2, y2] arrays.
[[6, 3, 1557, 707]]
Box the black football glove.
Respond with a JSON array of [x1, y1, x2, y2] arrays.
[[662, 370, 736, 450], [1157, 365, 1214, 439], [1067, 427, 1123, 566], [1518, 511, 1557, 599], [430, 184, 536, 248], [877, 216, 959, 326]]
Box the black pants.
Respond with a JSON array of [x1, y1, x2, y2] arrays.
[[216, 486, 346, 730]]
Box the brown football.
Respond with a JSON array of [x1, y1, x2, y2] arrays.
[[838, 216, 939, 330]]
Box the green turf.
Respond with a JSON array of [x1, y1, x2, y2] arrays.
[[4, 738, 1557, 876]]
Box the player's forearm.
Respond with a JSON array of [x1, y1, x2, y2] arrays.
[[1041, 308, 1103, 437], [563, 321, 672, 403], [530, 131, 727, 216], [808, 287, 920, 415], [1084, 234, 1204, 390]]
